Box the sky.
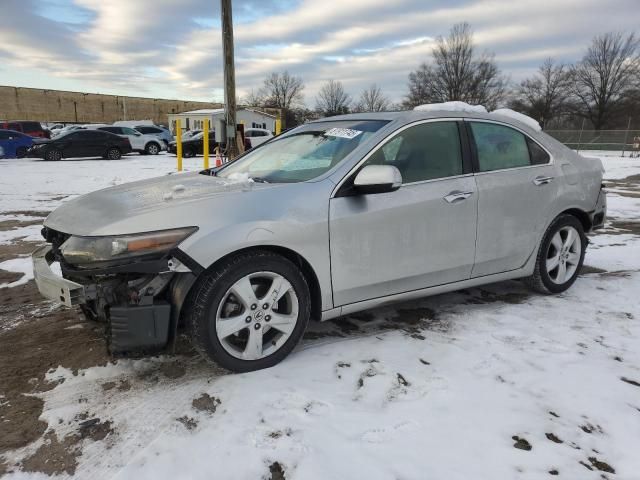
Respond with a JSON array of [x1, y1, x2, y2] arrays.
[[0, 0, 637, 106]]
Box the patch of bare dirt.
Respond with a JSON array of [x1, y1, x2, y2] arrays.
[[0, 240, 42, 263], [0, 269, 23, 284], [621, 377, 640, 387], [192, 393, 221, 414], [76, 418, 114, 441], [177, 416, 198, 431], [512, 435, 532, 451], [0, 219, 43, 232], [1, 210, 51, 218], [0, 284, 109, 456], [20, 432, 81, 476], [602, 218, 640, 236], [268, 461, 286, 480], [580, 265, 608, 275]]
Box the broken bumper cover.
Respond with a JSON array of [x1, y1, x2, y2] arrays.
[[591, 187, 607, 230], [32, 245, 86, 307]]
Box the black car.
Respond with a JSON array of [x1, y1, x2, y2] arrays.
[[28, 129, 133, 161], [168, 130, 220, 157]]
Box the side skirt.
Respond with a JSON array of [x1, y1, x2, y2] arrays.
[[320, 267, 530, 322]]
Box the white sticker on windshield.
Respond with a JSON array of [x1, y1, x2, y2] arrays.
[[324, 128, 363, 139]]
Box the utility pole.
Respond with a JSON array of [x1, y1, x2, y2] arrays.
[[220, 0, 238, 159]]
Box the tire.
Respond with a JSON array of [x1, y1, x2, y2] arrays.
[[183, 148, 196, 158], [106, 147, 121, 160], [527, 214, 587, 294], [184, 251, 311, 372], [145, 142, 160, 155], [45, 149, 62, 161], [16, 147, 27, 158]]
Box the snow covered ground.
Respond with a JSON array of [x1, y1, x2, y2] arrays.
[[1, 152, 639, 479]]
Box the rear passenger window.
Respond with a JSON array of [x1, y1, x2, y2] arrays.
[[366, 122, 463, 183], [470, 122, 531, 172], [527, 137, 550, 165]]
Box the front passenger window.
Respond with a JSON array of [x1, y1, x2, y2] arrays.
[[367, 122, 463, 183]]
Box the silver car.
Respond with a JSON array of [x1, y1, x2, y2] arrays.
[[32, 110, 606, 372]]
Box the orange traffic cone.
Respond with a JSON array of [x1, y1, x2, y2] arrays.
[[215, 148, 222, 167]]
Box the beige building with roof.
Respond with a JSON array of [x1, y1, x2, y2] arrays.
[[167, 108, 277, 135]]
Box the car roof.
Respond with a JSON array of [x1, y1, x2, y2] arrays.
[[309, 110, 541, 135]]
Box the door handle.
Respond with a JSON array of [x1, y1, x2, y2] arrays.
[[533, 176, 554, 186], [444, 191, 473, 204]]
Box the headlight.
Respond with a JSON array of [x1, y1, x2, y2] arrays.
[[60, 227, 197, 269]]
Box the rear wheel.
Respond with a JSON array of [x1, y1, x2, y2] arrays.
[[528, 214, 586, 294], [45, 149, 62, 161], [185, 251, 311, 372], [183, 148, 195, 158], [145, 142, 160, 155], [106, 147, 122, 160]]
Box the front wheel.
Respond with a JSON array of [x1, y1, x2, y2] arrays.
[[183, 148, 195, 158], [185, 251, 311, 372], [528, 214, 586, 294]]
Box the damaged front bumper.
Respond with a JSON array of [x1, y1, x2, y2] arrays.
[[31, 244, 199, 353], [32, 245, 85, 307]]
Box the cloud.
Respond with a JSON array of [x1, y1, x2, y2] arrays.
[[1, 0, 638, 104]]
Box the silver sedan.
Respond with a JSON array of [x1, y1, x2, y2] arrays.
[[33, 109, 606, 372]]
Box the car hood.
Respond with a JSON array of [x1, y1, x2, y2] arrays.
[[44, 172, 271, 236]]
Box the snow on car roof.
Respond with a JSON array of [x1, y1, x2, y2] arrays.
[[491, 108, 542, 132], [414, 101, 488, 113]]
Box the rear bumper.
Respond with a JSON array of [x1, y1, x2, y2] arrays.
[[32, 245, 85, 307], [590, 187, 607, 230]]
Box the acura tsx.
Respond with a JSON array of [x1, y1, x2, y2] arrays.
[[32, 107, 606, 372]]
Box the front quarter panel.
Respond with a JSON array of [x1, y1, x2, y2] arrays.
[[178, 180, 334, 310]]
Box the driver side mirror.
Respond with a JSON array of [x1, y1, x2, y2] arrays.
[[353, 165, 402, 195]]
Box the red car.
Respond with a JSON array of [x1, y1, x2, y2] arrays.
[[0, 121, 50, 138]]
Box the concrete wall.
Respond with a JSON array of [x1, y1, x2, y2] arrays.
[[0, 86, 223, 126]]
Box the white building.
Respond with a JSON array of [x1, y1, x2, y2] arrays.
[[167, 108, 276, 135]]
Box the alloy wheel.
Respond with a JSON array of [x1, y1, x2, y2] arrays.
[[215, 271, 299, 360], [546, 226, 581, 284]]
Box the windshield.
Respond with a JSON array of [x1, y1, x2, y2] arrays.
[[217, 120, 388, 183]]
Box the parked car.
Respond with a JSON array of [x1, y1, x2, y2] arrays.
[[33, 109, 606, 372], [168, 130, 218, 157], [244, 128, 273, 148], [182, 130, 202, 140], [27, 129, 132, 161], [134, 125, 173, 146], [0, 145, 4, 159], [90, 126, 165, 155], [0, 129, 34, 158], [0, 121, 50, 138], [52, 125, 84, 137]]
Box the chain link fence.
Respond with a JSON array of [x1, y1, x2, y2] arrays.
[[545, 129, 640, 156]]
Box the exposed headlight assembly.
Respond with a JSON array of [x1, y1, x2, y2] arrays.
[[60, 227, 197, 269]]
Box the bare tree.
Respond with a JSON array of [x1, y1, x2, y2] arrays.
[[510, 58, 571, 129], [404, 22, 507, 110], [241, 89, 265, 107], [315, 80, 352, 116], [260, 71, 305, 109], [570, 31, 640, 130], [353, 84, 390, 112]]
